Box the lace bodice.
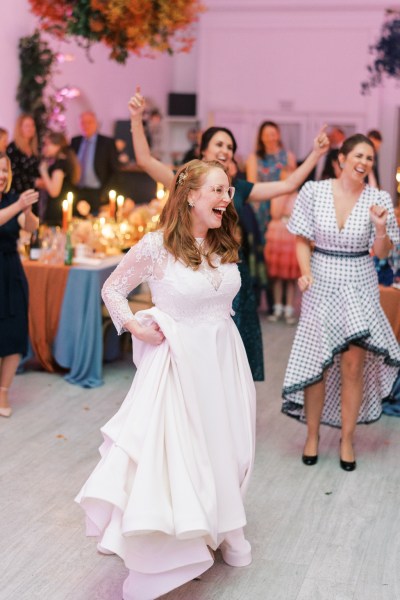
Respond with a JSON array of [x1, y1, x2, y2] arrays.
[[102, 231, 241, 333]]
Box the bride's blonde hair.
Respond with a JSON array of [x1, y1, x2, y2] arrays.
[[159, 159, 239, 268]]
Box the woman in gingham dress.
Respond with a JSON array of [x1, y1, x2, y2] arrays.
[[282, 134, 400, 471]]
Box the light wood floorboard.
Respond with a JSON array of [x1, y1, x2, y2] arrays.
[[1, 317, 399, 600]]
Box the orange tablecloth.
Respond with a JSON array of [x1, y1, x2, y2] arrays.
[[23, 261, 71, 371], [380, 285, 400, 342]]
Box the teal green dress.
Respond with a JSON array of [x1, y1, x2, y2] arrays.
[[232, 178, 264, 381]]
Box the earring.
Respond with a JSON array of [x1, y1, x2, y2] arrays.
[[188, 201, 195, 208], [339, 162, 344, 169]]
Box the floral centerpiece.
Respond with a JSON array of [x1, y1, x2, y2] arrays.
[[28, 0, 205, 63], [362, 10, 400, 94]]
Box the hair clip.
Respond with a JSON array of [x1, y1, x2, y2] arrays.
[[177, 168, 189, 186]]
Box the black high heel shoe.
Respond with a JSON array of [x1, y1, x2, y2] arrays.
[[302, 436, 319, 466], [302, 453, 318, 466], [340, 458, 356, 471], [339, 440, 356, 472]]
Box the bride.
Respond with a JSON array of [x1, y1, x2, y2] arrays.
[[76, 159, 256, 600]]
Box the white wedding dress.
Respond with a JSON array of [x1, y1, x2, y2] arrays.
[[75, 231, 256, 600]]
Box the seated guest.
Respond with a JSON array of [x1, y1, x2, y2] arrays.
[[6, 114, 40, 196], [0, 128, 8, 154], [71, 111, 119, 216], [0, 152, 39, 417], [40, 132, 80, 226]]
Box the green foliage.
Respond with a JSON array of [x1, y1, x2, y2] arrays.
[[16, 30, 56, 138], [362, 11, 400, 94]]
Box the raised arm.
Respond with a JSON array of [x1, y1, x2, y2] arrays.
[[370, 202, 394, 260], [246, 153, 259, 183], [248, 127, 329, 202], [129, 86, 174, 188], [0, 189, 38, 227]]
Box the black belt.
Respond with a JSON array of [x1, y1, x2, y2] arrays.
[[314, 247, 369, 258]]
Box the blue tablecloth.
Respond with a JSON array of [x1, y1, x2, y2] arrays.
[[53, 256, 121, 388]]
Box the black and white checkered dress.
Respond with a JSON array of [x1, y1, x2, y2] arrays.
[[282, 180, 400, 427]]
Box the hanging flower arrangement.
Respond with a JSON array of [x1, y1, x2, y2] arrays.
[[28, 0, 205, 64], [362, 10, 400, 94]]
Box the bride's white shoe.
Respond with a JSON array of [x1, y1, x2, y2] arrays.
[[97, 543, 116, 555], [219, 531, 252, 567]]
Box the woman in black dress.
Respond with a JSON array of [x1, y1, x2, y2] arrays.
[[0, 153, 39, 417], [40, 131, 80, 226]]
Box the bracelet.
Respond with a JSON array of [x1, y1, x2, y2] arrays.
[[375, 233, 387, 239]]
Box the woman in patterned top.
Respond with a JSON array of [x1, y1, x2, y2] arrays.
[[246, 121, 297, 236], [6, 115, 40, 196], [282, 134, 400, 471]]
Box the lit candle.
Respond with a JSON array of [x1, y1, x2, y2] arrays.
[[109, 190, 117, 219], [67, 191, 73, 222], [116, 194, 124, 222], [62, 199, 69, 232]]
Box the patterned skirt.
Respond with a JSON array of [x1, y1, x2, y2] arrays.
[[282, 250, 400, 427]]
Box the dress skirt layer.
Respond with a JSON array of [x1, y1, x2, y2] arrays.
[[282, 251, 400, 427], [76, 307, 256, 600]]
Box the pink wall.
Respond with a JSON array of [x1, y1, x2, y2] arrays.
[[197, 1, 399, 193], [1, 0, 399, 194]]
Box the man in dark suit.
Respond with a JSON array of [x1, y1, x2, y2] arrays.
[[71, 111, 119, 215]]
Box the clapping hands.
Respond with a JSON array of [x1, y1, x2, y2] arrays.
[[18, 189, 39, 212]]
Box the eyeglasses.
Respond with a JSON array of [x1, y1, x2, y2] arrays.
[[204, 185, 235, 200]]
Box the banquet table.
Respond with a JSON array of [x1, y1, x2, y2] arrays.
[[23, 255, 122, 388]]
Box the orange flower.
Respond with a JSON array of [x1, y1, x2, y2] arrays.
[[28, 0, 205, 63]]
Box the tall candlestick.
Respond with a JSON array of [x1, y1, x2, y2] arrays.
[[109, 189, 117, 219], [67, 191, 73, 222], [116, 195, 124, 223], [62, 199, 69, 232]]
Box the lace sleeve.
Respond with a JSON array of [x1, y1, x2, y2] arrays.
[[101, 231, 165, 334]]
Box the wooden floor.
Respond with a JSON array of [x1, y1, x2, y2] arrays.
[[1, 317, 400, 600]]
